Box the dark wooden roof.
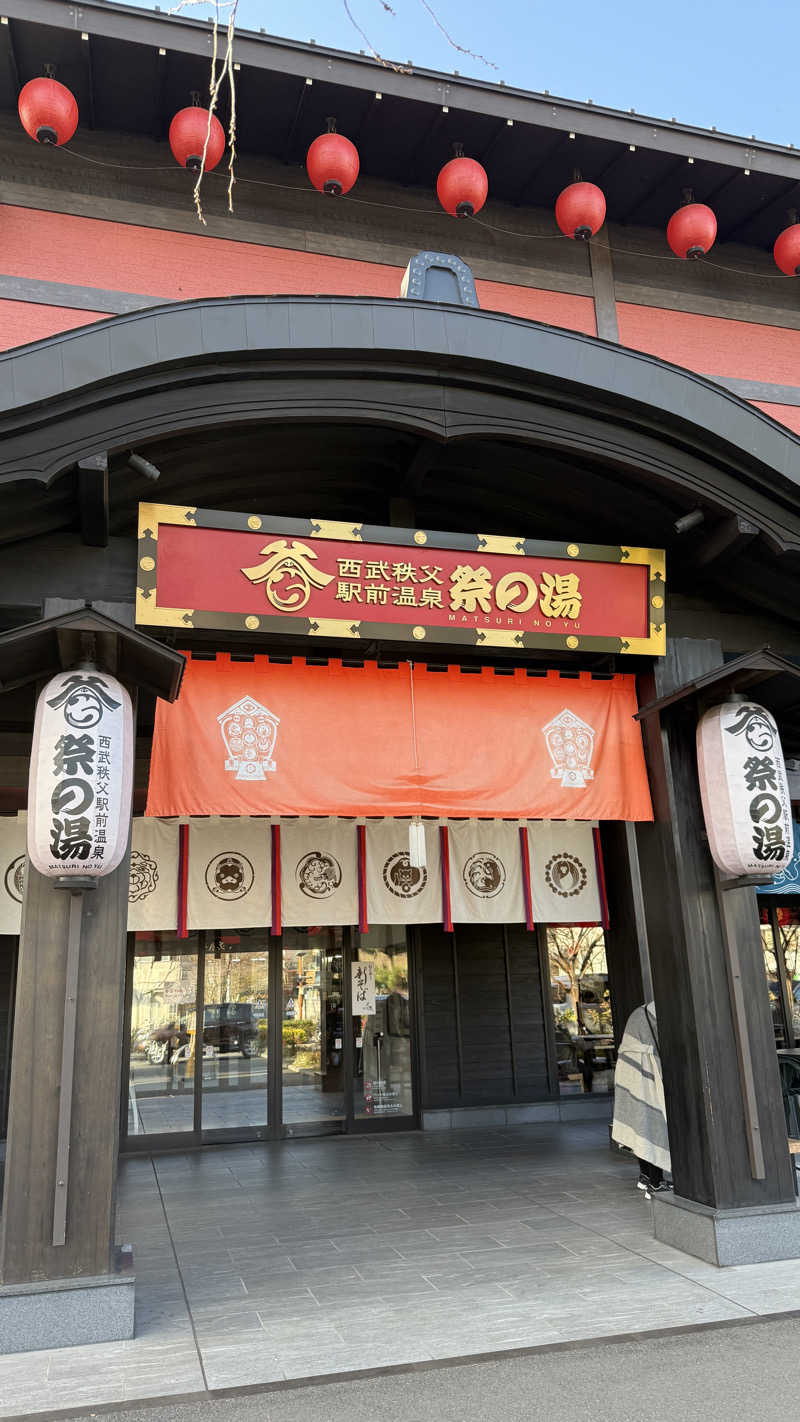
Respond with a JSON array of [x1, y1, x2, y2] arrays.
[[0, 608, 185, 700], [2, 0, 800, 252], [637, 647, 800, 717], [637, 647, 800, 754]]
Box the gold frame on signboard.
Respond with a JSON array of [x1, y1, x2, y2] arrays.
[[136, 502, 666, 656]]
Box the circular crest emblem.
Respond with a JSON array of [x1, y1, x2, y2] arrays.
[[205, 852, 254, 901], [463, 852, 506, 899], [545, 852, 587, 899], [4, 853, 25, 905], [129, 849, 159, 904], [296, 851, 342, 899], [383, 851, 427, 899]]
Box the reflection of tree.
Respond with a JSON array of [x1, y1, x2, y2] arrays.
[[548, 927, 609, 1035], [372, 951, 408, 995], [782, 927, 800, 982]]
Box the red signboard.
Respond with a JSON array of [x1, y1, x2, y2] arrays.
[[137, 505, 665, 655]]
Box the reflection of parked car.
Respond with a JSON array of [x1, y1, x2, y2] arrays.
[[145, 1003, 260, 1065]]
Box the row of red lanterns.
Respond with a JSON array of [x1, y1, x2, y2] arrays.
[[17, 76, 800, 276]]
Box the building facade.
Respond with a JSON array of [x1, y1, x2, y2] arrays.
[[1, 0, 800, 1349]]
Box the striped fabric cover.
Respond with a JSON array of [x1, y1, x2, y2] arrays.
[[611, 1004, 672, 1173]]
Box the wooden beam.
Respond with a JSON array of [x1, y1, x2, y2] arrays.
[[152, 45, 169, 143], [81, 30, 96, 131], [693, 514, 758, 568], [514, 130, 567, 206], [77, 454, 109, 548], [0, 15, 20, 97], [282, 74, 311, 164]]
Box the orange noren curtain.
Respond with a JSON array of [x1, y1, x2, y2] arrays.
[[145, 655, 653, 822]]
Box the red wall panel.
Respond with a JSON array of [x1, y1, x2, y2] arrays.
[[752, 401, 800, 436], [0, 204, 595, 336], [476, 277, 595, 334], [0, 298, 104, 351], [617, 302, 800, 386]]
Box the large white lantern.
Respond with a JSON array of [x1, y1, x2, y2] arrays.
[[27, 669, 134, 879], [697, 701, 794, 878]]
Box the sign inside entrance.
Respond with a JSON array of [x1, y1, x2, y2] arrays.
[[352, 960, 376, 1015], [137, 503, 666, 656]]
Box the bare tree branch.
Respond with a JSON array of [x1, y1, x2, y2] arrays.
[[343, 0, 496, 75], [417, 0, 498, 70], [342, 0, 413, 72]]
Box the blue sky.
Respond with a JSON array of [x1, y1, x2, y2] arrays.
[[135, 0, 796, 145]]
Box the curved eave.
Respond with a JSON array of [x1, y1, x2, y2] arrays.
[[0, 294, 798, 548]]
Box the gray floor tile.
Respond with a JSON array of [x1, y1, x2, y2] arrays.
[[6, 1121, 800, 1412]]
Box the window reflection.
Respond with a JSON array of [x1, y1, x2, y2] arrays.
[[201, 932, 269, 1131], [353, 927, 413, 1118], [128, 933, 199, 1135], [282, 928, 345, 1125], [548, 926, 615, 1094], [778, 913, 800, 1048], [760, 905, 800, 1049], [761, 925, 788, 1048]]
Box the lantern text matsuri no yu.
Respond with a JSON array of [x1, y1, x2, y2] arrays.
[[27, 670, 134, 879], [697, 701, 794, 879]]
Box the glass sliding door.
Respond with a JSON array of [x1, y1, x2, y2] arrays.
[[776, 912, 800, 1047], [281, 928, 345, 1132], [352, 927, 415, 1125], [547, 925, 616, 1094], [123, 924, 419, 1147], [127, 932, 200, 1138], [760, 903, 800, 1049], [201, 931, 270, 1134]]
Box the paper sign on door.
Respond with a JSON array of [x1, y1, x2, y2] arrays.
[[351, 960, 376, 1015]]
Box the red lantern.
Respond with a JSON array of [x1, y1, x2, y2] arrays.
[[774, 224, 800, 276], [436, 155, 488, 218], [667, 202, 717, 259], [169, 107, 225, 172], [306, 127, 359, 196], [18, 77, 78, 146], [555, 181, 606, 240]]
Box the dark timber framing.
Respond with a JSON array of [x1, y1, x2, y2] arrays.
[[0, 296, 798, 557]]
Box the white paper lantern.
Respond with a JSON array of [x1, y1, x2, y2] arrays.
[[697, 701, 794, 878], [27, 670, 134, 879]]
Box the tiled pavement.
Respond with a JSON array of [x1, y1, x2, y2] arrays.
[[2, 1122, 800, 1416]]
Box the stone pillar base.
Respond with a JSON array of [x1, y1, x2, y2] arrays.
[[653, 1190, 800, 1266], [0, 1273, 135, 1354]]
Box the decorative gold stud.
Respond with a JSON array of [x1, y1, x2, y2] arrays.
[[566, 635, 579, 649], [248, 516, 262, 530], [413, 530, 427, 545], [245, 615, 260, 630], [567, 543, 580, 558], [412, 625, 426, 640], [139, 556, 155, 572]]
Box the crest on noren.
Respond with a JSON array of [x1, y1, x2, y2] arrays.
[[542, 708, 596, 789], [218, 696, 280, 781]]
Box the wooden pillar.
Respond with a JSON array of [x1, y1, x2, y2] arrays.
[[635, 637, 795, 1213], [600, 820, 652, 1045], [0, 844, 131, 1284]]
